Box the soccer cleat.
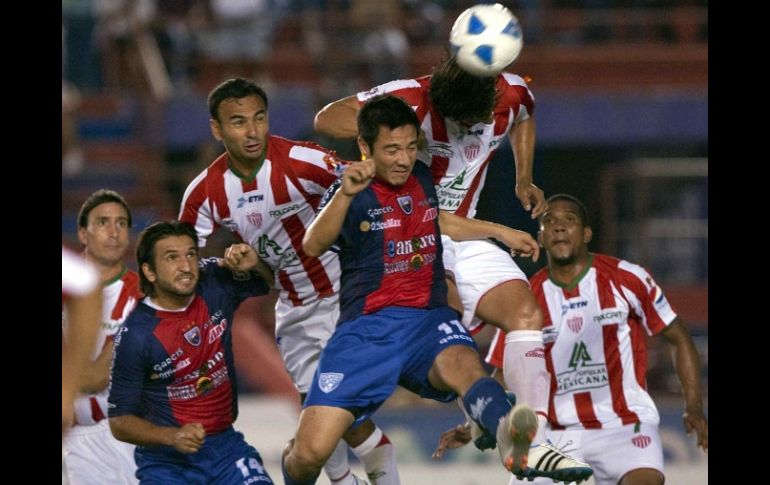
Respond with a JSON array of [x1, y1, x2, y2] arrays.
[[496, 404, 538, 475], [517, 440, 593, 483]]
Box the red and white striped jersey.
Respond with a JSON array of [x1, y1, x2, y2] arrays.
[[180, 134, 346, 307], [356, 73, 534, 218], [487, 254, 677, 430], [68, 268, 142, 426]]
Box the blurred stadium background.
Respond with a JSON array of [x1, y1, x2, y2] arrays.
[[62, 0, 707, 482]]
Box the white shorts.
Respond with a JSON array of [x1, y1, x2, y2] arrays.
[[509, 422, 664, 485], [275, 295, 340, 394], [63, 420, 138, 485], [441, 237, 528, 332]]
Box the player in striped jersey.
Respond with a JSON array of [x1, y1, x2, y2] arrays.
[[315, 57, 579, 476], [438, 194, 708, 484], [179, 78, 395, 485], [63, 190, 142, 484], [62, 247, 101, 436]]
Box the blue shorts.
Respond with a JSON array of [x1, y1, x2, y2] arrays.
[[134, 426, 273, 484], [304, 306, 477, 425]]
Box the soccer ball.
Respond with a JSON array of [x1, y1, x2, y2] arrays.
[[449, 3, 523, 77]]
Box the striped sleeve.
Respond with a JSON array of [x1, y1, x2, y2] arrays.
[[357, 79, 423, 104], [501, 73, 535, 121], [179, 170, 216, 247], [288, 143, 347, 195], [617, 260, 677, 335]]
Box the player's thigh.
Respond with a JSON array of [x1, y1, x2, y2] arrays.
[[475, 279, 542, 332], [399, 306, 479, 397], [429, 344, 488, 393], [452, 239, 528, 329], [582, 424, 664, 485], [275, 297, 339, 393]]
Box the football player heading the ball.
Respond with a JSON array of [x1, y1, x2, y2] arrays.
[[313, 5, 591, 483]]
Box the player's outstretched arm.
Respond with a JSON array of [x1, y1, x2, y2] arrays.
[[110, 415, 206, 454], [508, 116, 545, 218], [314, 95, 360, 138], [438, 211, 540, 262], [303, 160, 375, 256], [661, 318, 708, 452]]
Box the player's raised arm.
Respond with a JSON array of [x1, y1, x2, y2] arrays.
[[508, 116, 545, 218], [438, 210, 540, 262], [303, 160, 375, 257], [314, 95, 361, 138]]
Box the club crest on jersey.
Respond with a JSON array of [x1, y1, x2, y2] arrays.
[[464, 143, 480, 159], [397, 195, 413, 215], [184, 326, 201, 346], [319, 372, 344, 393], [631, 435, 652, 448], [566, 316, 583, 333], [246, 212, 262, 228]]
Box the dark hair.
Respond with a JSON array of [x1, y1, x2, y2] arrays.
[[136, 220, 199, 297], [544, 194, 590, 226], [208, 78, 268, 121], [77, 189, 132, 229], [428, 56, 498, 125], [357, 94, 421, 149]]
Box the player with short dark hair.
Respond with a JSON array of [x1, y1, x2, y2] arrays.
[[63, 189, 141, 484], [282, 95, 554, 485]]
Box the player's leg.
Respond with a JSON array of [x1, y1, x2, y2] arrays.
[[451, 240, 549, 443], [344, 419, 400, 485], [277, 297, 397, 485], [402, 306, 536, 475], [283, 405, 356, 484]]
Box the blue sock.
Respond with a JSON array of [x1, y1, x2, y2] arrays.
[[462, 377, 513, 436], [282, 454, 319, 485]]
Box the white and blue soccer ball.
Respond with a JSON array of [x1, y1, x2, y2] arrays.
[[449, 3, 523, 77]]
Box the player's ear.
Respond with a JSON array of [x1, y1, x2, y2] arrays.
[[141, 263, 157, 284], [357, 136, 371, 159], [583, 226, 593, 244], [77, 226, 88, 247], [210, 118, 222, 141]]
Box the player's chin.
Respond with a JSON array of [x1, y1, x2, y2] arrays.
[[389, 172, 410, 185]]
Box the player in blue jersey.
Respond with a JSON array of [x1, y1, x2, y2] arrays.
[[108, 220, 274, 484], [280, 94, 545, 485]]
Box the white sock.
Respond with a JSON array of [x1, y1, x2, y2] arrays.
[[503, 330, 550, 444], [352, 426, 401, 485], [325, 440, 355, 484]]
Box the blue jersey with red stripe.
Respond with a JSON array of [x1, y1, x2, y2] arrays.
[[108, 258, 269, 434], [322, 162, 448, 322]]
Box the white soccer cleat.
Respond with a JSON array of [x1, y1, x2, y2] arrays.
[[523, 440, 593, 483], [496, 404, 538, 475]]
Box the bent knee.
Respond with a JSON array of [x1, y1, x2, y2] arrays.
[[291, 440, 335, 470], [619, 467, 664, 485]]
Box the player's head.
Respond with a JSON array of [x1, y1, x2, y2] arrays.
[[136, 220, 200, 305], [429, 56, 498, 127], [538, 194, 592, 266], [357, 94, 421, 186], [77, 189, 132, 267], [208, 78, 270, 168]]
